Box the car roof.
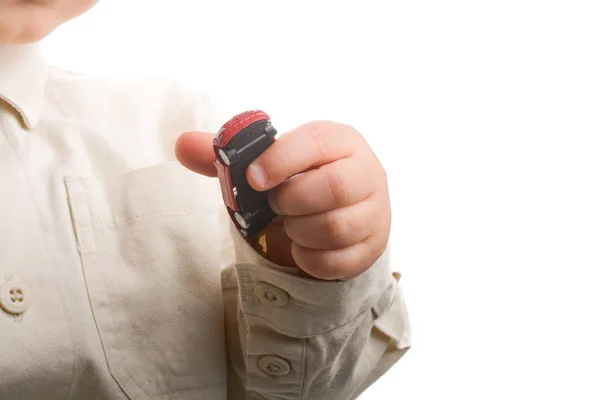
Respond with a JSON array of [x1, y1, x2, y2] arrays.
[[214, 110, 270, 147]]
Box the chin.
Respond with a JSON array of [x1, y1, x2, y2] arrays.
[[0, 10, 57, 44], [0, 0, 97, 45], [0, 25, 54, 45]]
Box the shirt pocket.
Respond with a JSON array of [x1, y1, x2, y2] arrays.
[[64, 161, 227, 400]]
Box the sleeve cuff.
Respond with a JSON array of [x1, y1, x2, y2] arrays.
[[229, 222, 398, 338]]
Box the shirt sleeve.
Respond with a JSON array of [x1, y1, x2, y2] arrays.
[[220, 207, 412, 400], [164, 82, 412, 398]]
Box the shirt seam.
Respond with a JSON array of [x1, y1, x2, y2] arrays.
[[240, 278, 395, 338], [300, 338, 307, 400], [0, 92, 32, 128], [243, 297, 385, 339], [69, 182, 227, 398]]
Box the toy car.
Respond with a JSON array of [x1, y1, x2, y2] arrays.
[[213, 110, 278, 237]]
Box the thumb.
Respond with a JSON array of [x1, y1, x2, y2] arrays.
[[175, 131, 217, 177]]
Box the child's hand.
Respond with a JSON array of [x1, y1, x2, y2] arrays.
[[175, 121, 391, 280]]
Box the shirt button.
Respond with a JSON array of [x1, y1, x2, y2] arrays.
[[0, 278, 32, 315], [258, 355, 291, 376], [254, 282, 288, 307]]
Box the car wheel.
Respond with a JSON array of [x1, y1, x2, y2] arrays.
[[234, 211, 251, 229], [218, 148, 237, 166], [264, 122, 277, 138]]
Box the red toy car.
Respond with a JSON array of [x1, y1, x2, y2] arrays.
[[213, 110, 278, 236]]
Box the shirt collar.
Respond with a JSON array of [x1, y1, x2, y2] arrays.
[[0, 43, 49, 129]]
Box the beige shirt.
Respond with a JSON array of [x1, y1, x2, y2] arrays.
[[0, 43, 411, 400]]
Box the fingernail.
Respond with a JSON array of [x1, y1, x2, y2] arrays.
[[248, 163, 267, 189]]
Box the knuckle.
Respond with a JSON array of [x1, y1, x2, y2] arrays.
[[268, 138, 294, 179], [305, 122, 331, 159], [365, 227, 388, 262], [372, 236, 388, 260], [374, 156, 388, 182], [276, 146, 295, 178], [341, 123, 364, 145], [276, 177, 303, 215], [294, 245, 358, 280], [344, 123, 361, 137], [380, 165, 389, 184], [326, 164, 351, 207], [315, 252, 346, 279], [323, 210, 349, 238], [281, 218, 297, 241]]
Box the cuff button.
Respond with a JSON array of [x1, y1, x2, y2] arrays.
[[254, 282, 288, 307], [258, 355, 291, 377]]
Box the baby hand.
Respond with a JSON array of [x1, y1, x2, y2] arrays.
[[176, 121, 391, 280]]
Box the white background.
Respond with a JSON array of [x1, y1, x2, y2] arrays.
[[42, 1, 600, 399]]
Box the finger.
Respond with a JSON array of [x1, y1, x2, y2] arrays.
[[175, 131, 217, 177], [246, 121, 362, 191], [269, 157, 377, 216], [283, 197, 382, 250], [291, 235, 387, 280], [263, 218, 320, 279]]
